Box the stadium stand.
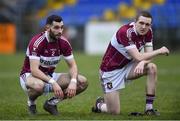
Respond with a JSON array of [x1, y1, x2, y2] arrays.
[[39, 0, 122, 26], [38, 0, 180, 28]]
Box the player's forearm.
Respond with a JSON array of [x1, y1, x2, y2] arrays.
[[137, 49, 161, 61], [31, 68, 51, 83], [30, 59, 52, 83], [69, 64, 78, 80], [144, 47, 153, 62]]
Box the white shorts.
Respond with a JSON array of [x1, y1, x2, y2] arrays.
[[100, 61, 134, 93], [19, 72, 61, 92]]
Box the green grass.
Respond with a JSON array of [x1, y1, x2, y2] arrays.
[[0, 52, 180, 120]]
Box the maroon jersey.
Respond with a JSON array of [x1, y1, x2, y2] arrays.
[[20, 31, 73, 75], [100, 22, 153, 72]]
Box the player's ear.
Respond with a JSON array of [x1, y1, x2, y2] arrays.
[[134, 18, 138, 23], [45, 24, 50, 31]]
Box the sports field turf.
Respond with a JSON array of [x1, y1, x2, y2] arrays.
[[0, 52, 180, 120]]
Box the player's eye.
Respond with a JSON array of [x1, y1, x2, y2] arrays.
[[53, 25, 63, 30], [61, 25, 64, 29], [139, 21, 145, 25], [139, 22, 151, 27], [54, 26, 60, 29], [145, 23, 151, 26]]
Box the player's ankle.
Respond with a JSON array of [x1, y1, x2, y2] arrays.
[[27, 98, 36, 106], [47, 97, 62, 105]]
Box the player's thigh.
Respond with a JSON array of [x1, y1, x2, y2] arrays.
[[104, 90, 120, 114], [26, 75, 45, 91], [127, 62, 147, 80]]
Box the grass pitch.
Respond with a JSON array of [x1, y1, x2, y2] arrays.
[[0, 52, 180, 120]]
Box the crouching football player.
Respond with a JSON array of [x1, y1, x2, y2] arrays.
[[19, 15, 88, 115]]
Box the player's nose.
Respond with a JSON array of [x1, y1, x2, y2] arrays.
[[142, 24, 146, 28]]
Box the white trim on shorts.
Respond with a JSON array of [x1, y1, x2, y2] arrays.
[[19, 72, 62, 92], [100, 61, 134, 93]]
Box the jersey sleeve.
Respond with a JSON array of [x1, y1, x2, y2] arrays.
[[116, 28, 136, 50], [60, 38, 74, 60], [27, 36, 44, 60], [145, 29, 153, 47]]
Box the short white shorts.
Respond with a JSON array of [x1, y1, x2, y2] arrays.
[[100, 61, 134, 93], [19, 72, 61, 92]]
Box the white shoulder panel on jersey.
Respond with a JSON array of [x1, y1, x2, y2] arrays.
[[110, 33, 133, 60]]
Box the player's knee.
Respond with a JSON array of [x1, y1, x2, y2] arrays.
[[78, 75, 88, 91], [147, 63, 157, 75], [33, 81, 45, 93]]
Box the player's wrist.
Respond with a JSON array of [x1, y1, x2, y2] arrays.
[[49, 78, 56, 84], [158, 48, 163, 55], [71, 78, 77, 84]]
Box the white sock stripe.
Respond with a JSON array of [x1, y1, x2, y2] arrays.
[[48, 97, 62, 105], [27, 99, 35, 106], [100, 103, 108, 112], [146, 104, 153, 110]]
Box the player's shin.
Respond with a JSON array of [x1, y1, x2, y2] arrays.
[[27, 88, 42, 105]]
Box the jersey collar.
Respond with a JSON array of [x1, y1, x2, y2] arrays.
[[45, 31, 50, 42], [129, 22, 138, 35]]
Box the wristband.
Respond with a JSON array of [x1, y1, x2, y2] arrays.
[[49, 78, 56, 84], [71, 78, 77, 83]]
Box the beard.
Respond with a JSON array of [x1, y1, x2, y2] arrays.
[[49, 29, 61, 41]]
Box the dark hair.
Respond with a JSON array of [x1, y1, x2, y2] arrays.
[[46, 15, 63, 25], [135, 11, 153, 22]]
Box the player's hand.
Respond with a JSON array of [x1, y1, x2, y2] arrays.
[[52, 82, 64, 98], [159, 46, 170, 56], [134, 61, 145, 75], [65, 81, 77, 98]]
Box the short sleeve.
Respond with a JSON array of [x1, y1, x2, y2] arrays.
[[60, 38, 74, 60], [27, 36, 44, 60], [144, 29, 153, 47], [116, 29, 136, 50], [145, 29, 153, 43]]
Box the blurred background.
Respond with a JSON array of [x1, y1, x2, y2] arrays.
[[0, 0, 180, 54], [1, 1, 180, 119]]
